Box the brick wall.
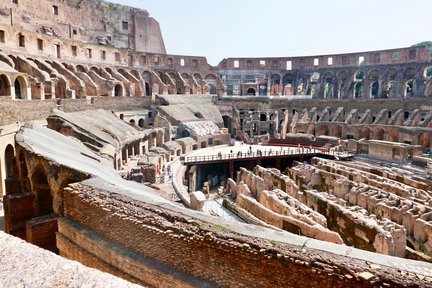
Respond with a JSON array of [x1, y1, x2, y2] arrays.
[[25, 214, 57, 252], [58, 183, 427, 288], [3, 192, 34, 239]]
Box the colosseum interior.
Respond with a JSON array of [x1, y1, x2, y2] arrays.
[[1, 0, 432, 287]]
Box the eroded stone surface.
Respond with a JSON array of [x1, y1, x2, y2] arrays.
[[0, 231, 142, 288]]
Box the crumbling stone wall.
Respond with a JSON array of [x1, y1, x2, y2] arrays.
[[291, 158, 432, 260], [235, 165, 405, 256], [0, 97, 150, 126]]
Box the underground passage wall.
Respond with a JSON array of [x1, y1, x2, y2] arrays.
[[57, 181, 432, 288]]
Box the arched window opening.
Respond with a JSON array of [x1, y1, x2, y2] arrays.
[[145, 83, 151, 96], [425, 67, 432, 77], [14, 78, 22, 99], [324, 82, 331, 98], [138, 118, 145, 128], [5, 145, 17, 179], [371, 81, 379, 98], [359, 127, 370, 140], [222, 115, 232, 134], [247, 88, 256, 95], [405, 80, 413, 97], [0, 74, 11, 96], [354, 82, 362, 98], [355, 71, 364, 80], [114, 84, 123, 97]]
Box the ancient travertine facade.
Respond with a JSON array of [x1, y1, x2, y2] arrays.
[[1, 1, 432, 287]]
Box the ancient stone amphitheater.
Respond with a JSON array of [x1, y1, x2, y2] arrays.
[[1, 1, 432, 287]]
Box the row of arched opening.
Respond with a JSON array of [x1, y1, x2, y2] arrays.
[[267, 65, 431, 99], [0, 74, 28, 99], [129, 118, 146, 128], [311, 125, 431, 150]]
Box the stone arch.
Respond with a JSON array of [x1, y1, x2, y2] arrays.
[[418, 133, 431, 151], [323, 71, 335, 99], [181, 73, 190, 83], [222, 115, 232, 133], [270, 74, 281, 95], [131, 70, 140, 79], [331, 125, 342, 138], [354, 70, 364, 80], [336, 70, 349, 99], [358, 127, 370, 140], [354, 82, 363, 98], [193, 73, 202, 82], [307, 124, 315, 135], [205, 73, 217, 80], [62, 62, 74, 72], [30, 166, 53, 216], [90, 66, 100, 74], [205, 74, 217, 94], [76, 64, 87, 73], [367, 68, 380, 80], [0, 74, 11, 96], [373, 127, 385, 140], [384, 67, 398, 79], [282, 72, 295, 96], [138, 118, 145, 128], [129, 119, 136, 126], [114, 84, 123, 97], [403, 67, 416, 79], [4, 144, 17, 181], [385, 80, 396, 98], [405, 79, 414, 98], [367, 68, 380, 98], [370, 81, 379, 98], [118, 68, 127, 77], [423, 66, 432, 78], [142, 71, 152, 96], [318, 125, 329, 136], [105, 67, 114, 76], [14, 76, 28, 100], [247, 88, 256, 95], [353, 71, 364, 99], [387, 128, 399, 142]]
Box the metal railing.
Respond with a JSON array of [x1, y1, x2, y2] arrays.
[[184, 148, 354, 164]]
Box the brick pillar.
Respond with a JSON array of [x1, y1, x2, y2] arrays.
[[26, 214, 58, 252], [3, 192, 34, 239]]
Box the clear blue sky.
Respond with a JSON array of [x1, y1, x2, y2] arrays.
[[118, 0, 431, 66]]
